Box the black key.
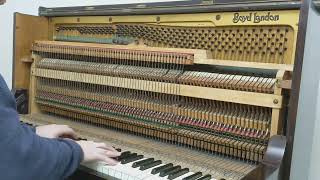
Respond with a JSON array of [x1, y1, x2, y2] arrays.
[[120, 153, 138, 163], [140, 160, 162, 171], [151, 163, 173, 174], [121, 151, 131, 156], [116, 151, 131, 161], [112, 146, 121, 152], [132, 158, 154, 168], [182, 172, 202, 180], [119, 151, 132, 159], [121, 154, 144, 164], [159, 166, 181, 177], [197, 174, 212, 180], [123, 152, 137, 159], [168, 168, 189, 180]]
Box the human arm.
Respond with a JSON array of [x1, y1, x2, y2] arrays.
[[0, 74, 120, 180], [0, 106, 83, 180], [0, 75, 82, 179], [35, 124, 120, 165]]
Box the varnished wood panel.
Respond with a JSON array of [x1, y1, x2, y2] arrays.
[[13, 13, 48, 89], [32, 68, 283, 108]]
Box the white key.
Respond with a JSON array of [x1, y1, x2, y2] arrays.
[[124, 158, 155, 178], [144, 175, 168, 180], [107, 162, 141, 179], [175, 172, 195, 180], [135, 163, 165, 179], [84, 162, 140, 180], [83, 161, 204, 180], [143, 166, 181, 180], [162, 172, 194, 180]]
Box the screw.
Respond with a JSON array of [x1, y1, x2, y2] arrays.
[[273, 99, 279, 104], [216, 15, 221, 20]]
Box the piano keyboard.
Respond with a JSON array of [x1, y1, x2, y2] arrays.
[[20, 113, 256, 180], [84, 150, 217, 180], [22, 120, 216, 180]]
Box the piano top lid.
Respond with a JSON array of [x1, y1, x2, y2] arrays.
[[39, 0, 301, 17]]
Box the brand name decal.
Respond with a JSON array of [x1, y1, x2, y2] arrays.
[[233, 12, 280, 23]]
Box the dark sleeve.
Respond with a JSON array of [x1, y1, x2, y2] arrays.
[[21, 123, 36, 132], [0, 75, 83, 180]]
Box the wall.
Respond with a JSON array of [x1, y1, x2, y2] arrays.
[[308, 82, 320, 180], [290, 3, 320, 180], [0, 0, 180, 88]]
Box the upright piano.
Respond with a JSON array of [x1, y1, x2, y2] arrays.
[[12, 0, 308, 179]]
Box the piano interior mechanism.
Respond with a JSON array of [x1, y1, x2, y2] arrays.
[[13, 1, 301, 179]]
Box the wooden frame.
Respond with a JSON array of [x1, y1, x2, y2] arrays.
[[32, 67, 283, 109], [32, 40, 210, 65], [282, 0, 313, 179], [33, 40, 295, 71], [12, 13, 48, 90], [270, 70, 287, 136], [201, 59, 294, 71]]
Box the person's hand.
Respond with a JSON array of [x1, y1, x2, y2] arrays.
[[76, 141, 121, 165], [36, 124, 78, 139]]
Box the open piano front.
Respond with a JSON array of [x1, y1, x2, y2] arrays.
[[12, 0, 308, 179]]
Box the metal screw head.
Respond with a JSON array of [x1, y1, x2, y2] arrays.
[[216, 15, 221, 20], [273, 99, 279, 104]]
